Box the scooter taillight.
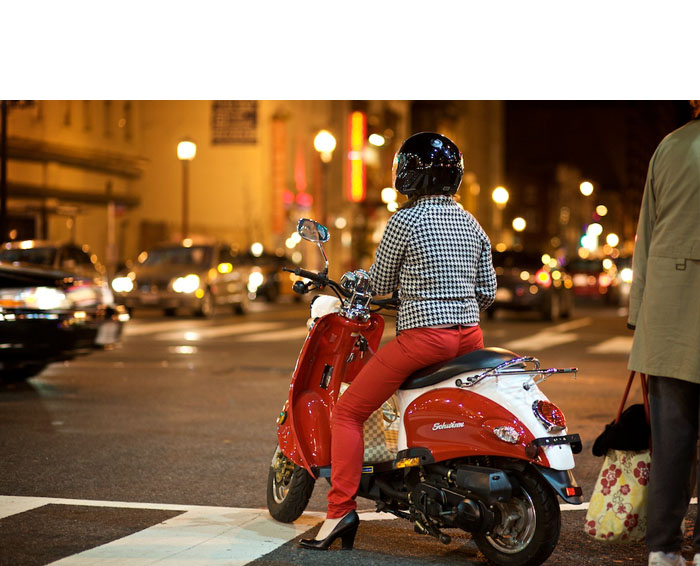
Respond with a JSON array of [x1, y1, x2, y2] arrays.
[[532, 400, 566, 432]]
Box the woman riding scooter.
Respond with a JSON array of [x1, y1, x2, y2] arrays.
[[299, 131, 498, 550]]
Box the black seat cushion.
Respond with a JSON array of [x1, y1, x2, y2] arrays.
[[399, 347, 520, 391]]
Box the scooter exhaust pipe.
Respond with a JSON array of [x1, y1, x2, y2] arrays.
[[375, 477, 410, 502], [431, 463, 512, 504]]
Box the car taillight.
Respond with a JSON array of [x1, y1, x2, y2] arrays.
[[535, 268, 551, 288], [532, 400, 566, 432], [598, 273, 612, 288]]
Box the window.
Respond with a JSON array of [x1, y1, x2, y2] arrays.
[[83, 101, 92, 131]]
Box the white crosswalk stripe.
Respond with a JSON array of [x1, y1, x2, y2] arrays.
[[124, 320, 212, 337], [236, 327, 310, 342], [154, 321, 287, 341], [121, 314, 637, 356], [501, 317, 593, 352], [586, 336, 634, 354], [4, 494, 678, 565]]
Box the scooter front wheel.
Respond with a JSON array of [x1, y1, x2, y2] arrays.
[[473, 467, 560, 566], [266, 445, 315, 523]]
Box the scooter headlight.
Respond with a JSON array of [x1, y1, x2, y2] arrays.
[[532, 400, 566, 432]]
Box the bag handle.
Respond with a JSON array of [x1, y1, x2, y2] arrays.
[[615, 370, 649, 425], [616, 370, 652, 453]]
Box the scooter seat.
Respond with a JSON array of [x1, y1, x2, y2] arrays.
[[399, 347, 520, 391]]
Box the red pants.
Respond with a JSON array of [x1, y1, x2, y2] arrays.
[[326, 325, 484, 518]]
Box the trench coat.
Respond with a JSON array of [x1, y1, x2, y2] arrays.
[[628, 119, 700, 383]]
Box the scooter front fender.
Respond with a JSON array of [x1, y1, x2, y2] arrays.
[[276, 312, 384, 476]]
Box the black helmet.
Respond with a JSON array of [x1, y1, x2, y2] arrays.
[[392, 132, 464, 196]]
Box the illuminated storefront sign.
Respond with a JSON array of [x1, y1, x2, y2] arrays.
[[347, 111, 366, 202]]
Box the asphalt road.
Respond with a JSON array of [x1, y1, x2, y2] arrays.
[[0, 297, 696, 565]]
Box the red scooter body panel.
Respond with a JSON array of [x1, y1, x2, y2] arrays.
[[403, 388, 549, 466], [276, 311, 384, 476]]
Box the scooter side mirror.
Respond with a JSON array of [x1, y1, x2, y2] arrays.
[[297, 218, 330, 274], [297, 219, 330, 244]]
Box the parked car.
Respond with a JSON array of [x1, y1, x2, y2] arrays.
[[0, 261, 129, 381], [112, 240, 250, 317], [0, 240, 106, 280], [487, 249, 574, 320]]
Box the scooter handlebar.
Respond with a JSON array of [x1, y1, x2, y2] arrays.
[[283, 266, 326, 282], [282, 267, 399, 308], [283, 267, 351, 298]]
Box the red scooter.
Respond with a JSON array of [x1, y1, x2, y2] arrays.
[[267, 219, 583, 566]]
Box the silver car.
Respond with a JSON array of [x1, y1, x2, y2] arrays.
[[112, 240, 250, 317]]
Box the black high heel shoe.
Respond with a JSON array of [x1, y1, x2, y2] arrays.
[[298, 510, 359, 550]]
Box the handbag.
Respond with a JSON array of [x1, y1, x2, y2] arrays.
[[584, 371, 651, 543]]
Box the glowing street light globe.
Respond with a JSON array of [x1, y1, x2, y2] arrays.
[[368, 133, 386, 147], [314, 130, 336, 164], [606, 233, 620, 247], [177, 140, 197, 161], [381, 187, 398, 204], [587, 222, 603, 237], [580, 181, 594, 196], [313, 130, 336, 153], [512, 217, 527, 232], [492, 186, 509, 206]]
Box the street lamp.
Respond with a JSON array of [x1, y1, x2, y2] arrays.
[[313, 130, 336, 163], [512, 217, 527, 232], [579, 181, 594, 196], [492, 186, 510, 208], [314, 130, 336, 225], [491, 186, 510, 243], [177, 140, 196, 239]]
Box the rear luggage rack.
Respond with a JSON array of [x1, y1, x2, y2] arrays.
[[455, 356, 578, 390]]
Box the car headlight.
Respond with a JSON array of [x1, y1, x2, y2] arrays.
[[0, 286, 69, 310], [173, 274, 200, 294], [112, 276, 134, 293], [247, 270, 265, 293]]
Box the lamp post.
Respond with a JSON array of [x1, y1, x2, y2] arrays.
[[491, 186, 510, 244], [177, 140, 196, 239], [0, 101, 7, 242], [313, 130, 336, 226]]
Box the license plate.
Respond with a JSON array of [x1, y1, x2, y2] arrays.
[[140, 293, 158, 304], [96, 321, 119, 345]]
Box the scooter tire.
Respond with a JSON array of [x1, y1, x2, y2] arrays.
[[266, 448, 315, 523], [473, 467, 560, 566]]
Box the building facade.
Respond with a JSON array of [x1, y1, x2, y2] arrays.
[[3, 100, 504, 279]]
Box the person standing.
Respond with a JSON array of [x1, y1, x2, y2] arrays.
[[628, 101, 700, 566], [298, 132, 497, 551]]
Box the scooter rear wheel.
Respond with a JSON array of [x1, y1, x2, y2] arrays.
[[473, 467, 560, 566], [266, 445, 315, 523]]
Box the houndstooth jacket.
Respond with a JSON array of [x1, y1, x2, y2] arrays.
[[369, 195, 496, 331]]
